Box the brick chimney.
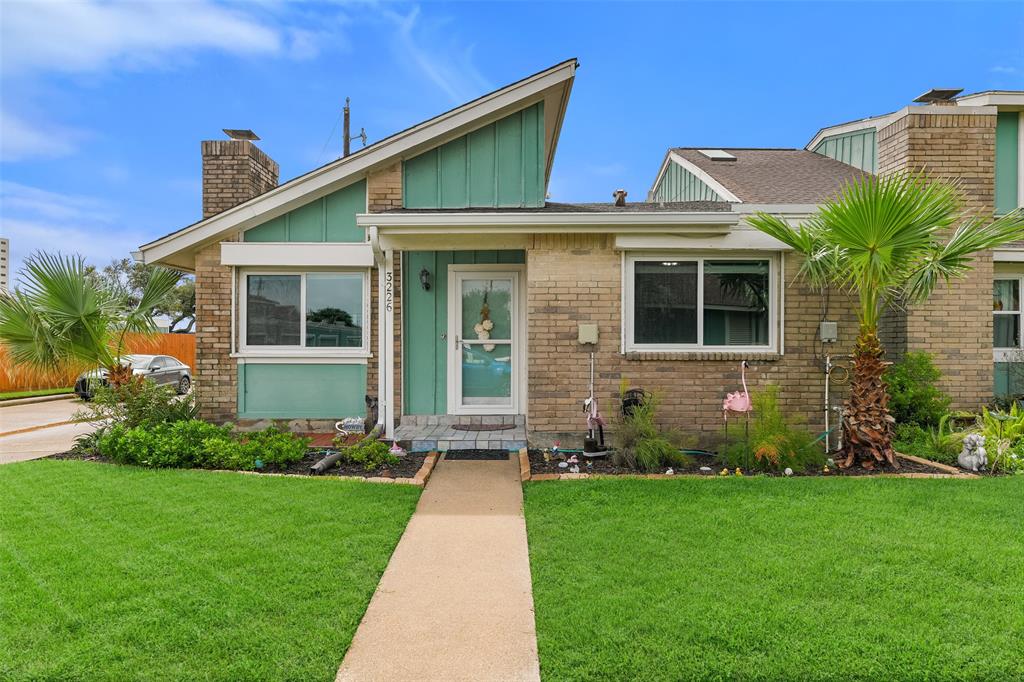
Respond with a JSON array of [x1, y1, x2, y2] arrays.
[[201, 131, 279, 219]]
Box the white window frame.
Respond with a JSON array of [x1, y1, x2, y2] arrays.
[[623, 251, 779, 353], [238, 268, 371, 358], [994, 275, 1024, 361]]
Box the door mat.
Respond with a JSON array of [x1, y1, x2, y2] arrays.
[[451, 424, 516, 432], [444, 449, 510, 460]]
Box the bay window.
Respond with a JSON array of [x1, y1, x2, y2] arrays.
[[625, 255, 776, 351], [241, 270, 368, 353]]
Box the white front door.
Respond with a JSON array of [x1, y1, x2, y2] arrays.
[[448, 266, 522, 415]]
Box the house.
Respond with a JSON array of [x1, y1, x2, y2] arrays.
[[135, 60, 1024, 448]]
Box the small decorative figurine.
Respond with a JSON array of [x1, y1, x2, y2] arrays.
[[958, 433, 988, 472]]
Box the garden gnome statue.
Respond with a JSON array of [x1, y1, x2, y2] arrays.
[[957, 433, 987, 472]]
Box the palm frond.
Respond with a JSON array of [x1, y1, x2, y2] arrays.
[[905, 208, 1024, 302]]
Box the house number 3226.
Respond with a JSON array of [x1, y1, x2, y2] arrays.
[[385, 271, 393, 313]]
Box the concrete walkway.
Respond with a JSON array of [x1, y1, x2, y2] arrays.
[[337, 455, 540, 682], [0, 398, 91, 464]]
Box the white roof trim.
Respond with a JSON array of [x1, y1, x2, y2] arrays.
[[614, 229, 792, 252], [994, 248, 1024, 262], [666, 152, 743, 203], [358, 210, 740, 235], [220, 242, 374, 267], [955, 91, 1024, 109], [138, 59, 577, 267], [646, 151, 742, 203], [806, 104, 999, 151], [805, 112, 896, 152]]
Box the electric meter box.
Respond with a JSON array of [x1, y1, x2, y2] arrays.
[[820, 321, 838, 343], [578, 323, 599, 345]]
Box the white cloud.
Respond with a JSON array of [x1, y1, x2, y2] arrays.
[[0, 0, 290, 76], [383, 6, 492, 104], [991, 65, 1019, 75], [0, 108, 88, 162], [0, 181, 142, 278]]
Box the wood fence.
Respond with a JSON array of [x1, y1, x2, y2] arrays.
[[0, 333, 196, 392]]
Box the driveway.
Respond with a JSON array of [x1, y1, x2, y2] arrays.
[[0, 398, 93, 464]]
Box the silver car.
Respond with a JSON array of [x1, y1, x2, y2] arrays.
[[74, 354, 192, 399]]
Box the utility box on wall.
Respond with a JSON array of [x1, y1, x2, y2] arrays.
[[578, 323, 599, 345], [819, 321, 838, 343]]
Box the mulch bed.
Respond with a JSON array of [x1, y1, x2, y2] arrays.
[[527, 449, 959, 477], [50, 448, 429, 480]]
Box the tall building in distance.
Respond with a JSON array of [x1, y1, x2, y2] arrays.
[[0, 238, 8, 293]]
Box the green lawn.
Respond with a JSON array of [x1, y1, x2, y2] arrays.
[[524, 477, 1024, 681], [0, 387, 73, 401], [0, 460, 420, 681]]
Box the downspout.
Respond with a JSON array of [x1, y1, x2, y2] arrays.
[[368, 226, 393, 439]]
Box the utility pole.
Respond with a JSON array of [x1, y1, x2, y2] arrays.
[[343, 97, 351, 157], [342, 97, 367, 158]]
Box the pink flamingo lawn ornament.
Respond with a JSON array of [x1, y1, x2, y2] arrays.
[[722, 360, 753, 420]]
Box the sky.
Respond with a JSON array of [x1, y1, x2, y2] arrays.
[[1, 0, 1023, 277]]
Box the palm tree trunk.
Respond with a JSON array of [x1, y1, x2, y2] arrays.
[[840, 325, 898, 469]]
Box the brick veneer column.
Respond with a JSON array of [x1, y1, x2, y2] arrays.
[[195, 139, 279, 422], [877, 110, 997, 411], [365, 162, 404, 422]]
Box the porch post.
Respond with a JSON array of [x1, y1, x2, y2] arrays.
[[383, 249, 396, 439]]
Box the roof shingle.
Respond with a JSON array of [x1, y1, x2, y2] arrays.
[[671, 148, 869, 204]]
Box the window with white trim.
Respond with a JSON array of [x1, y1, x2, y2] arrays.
[[994, 277, 1022, 349], [241, 270, 368, 353], [624, 255, 776, 351]]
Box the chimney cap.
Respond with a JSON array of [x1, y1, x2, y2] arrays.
[[223, 129, 260, 141], [913, 88, 963, 104]]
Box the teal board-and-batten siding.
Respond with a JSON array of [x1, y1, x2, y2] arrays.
[[402, 250, 526, 415], [238, 363, 367, 419], [403, 102, 545, 209], [243, 179, 366, 243], [652, 160, 724, 202], [811, 128, 877, 173], [995, 112, 1020, 215]]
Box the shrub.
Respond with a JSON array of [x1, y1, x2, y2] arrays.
[[979, 404, 1024, 473], [719, 385, 824, 473], [884, 352, 951, 428], [96, 421, 309, 471], [76, 380, 198, 431], [241, 426, 309, 469], [613, 391, 692, 472], [892, 419, 963, 465], [340, 439, 398, 471]]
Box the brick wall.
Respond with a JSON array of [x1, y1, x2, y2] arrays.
[[195, 140, 279, 422], [525, 234, 859, 447], [877, 110, 997, 410]]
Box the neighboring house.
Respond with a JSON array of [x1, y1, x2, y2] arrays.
[[136, 60, 1024, 446]]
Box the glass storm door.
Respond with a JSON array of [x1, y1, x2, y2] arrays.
[[449, 270, 519, 414]]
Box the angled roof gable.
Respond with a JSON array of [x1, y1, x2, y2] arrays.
[[138, 58, 577, 269]]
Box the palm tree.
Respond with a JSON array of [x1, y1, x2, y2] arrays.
[[748, 173, 1024, 469], [0, 252, 180, 387]]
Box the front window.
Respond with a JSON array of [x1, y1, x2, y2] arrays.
[[626, 256, 774, 351], [994, 277, 1022, 349], [243, 271, 367, 352]]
